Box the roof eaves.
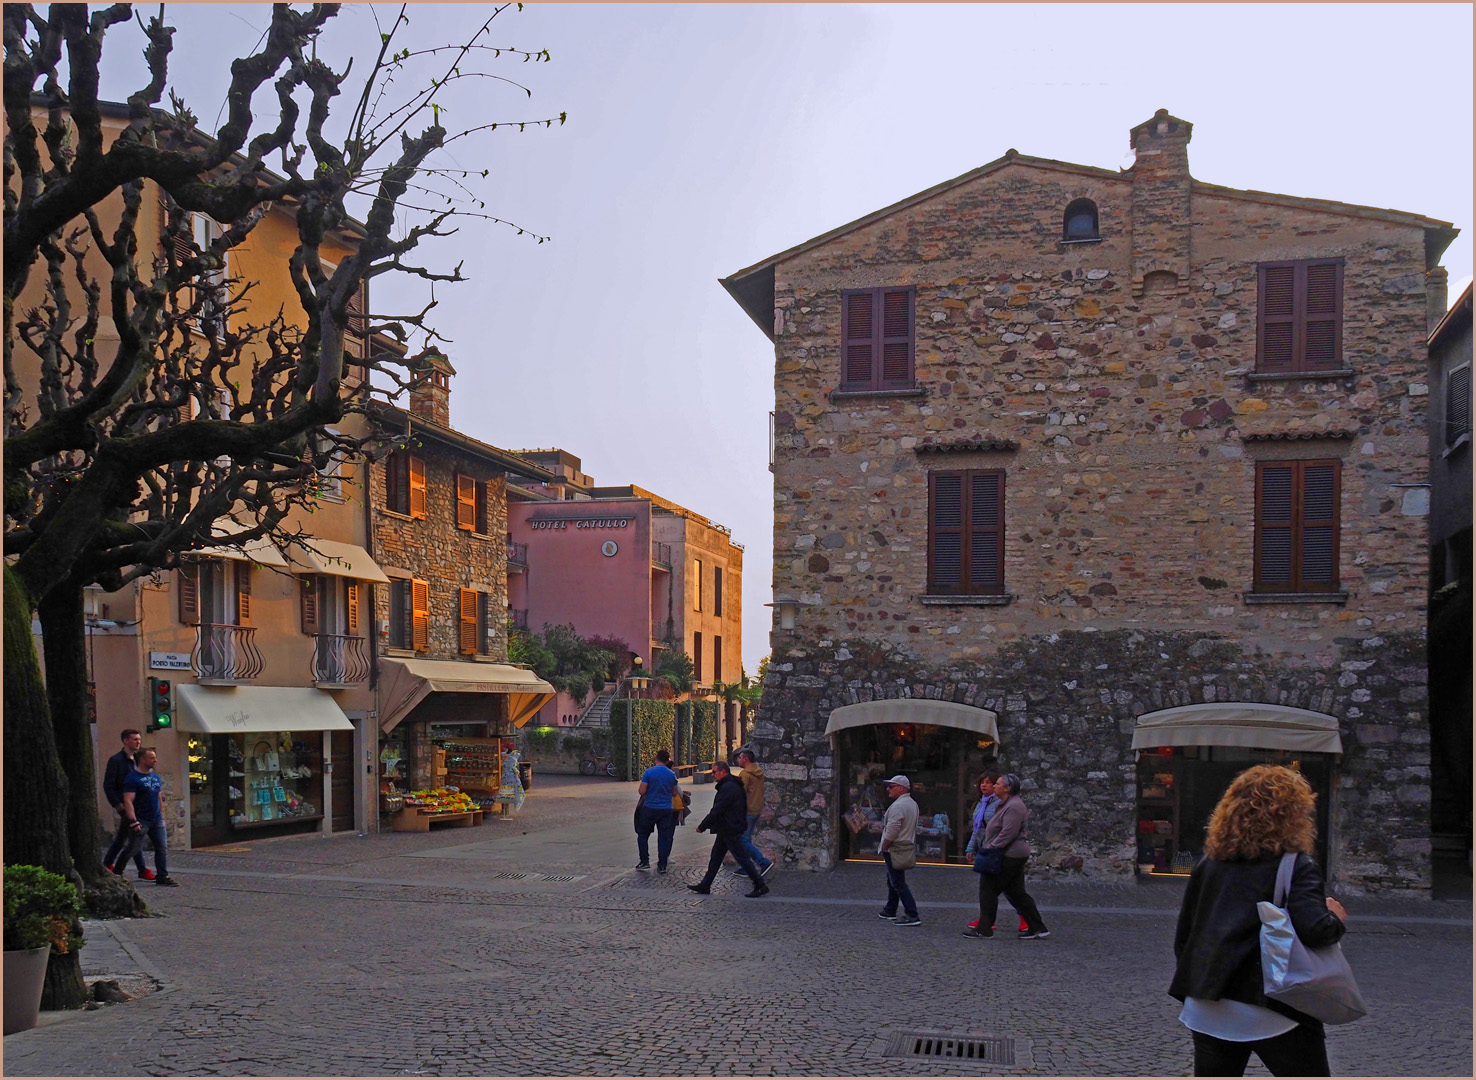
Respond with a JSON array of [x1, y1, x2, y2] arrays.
[[1189, 178, 1456, 233], [366, 401, 560, 483], [1429, 281, 1474, 350]]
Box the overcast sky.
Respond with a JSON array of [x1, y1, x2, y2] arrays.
[[97, 3, 1473, 674]]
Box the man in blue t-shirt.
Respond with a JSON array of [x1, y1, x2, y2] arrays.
[[119, 749, 179, 887], [634, 749, 680, 873]]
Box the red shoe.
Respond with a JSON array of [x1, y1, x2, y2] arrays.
[[108, 864, 124, 876], [1019, 917, 1029, 932], [138, 868, 157, 881], [967, 920, 979, 929]]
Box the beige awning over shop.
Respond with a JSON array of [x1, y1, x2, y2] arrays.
[[286, 539, 391, 583], [377, 658, 556, 733], [823, 699, 999, 743], [193, 518, 288, 566], [1131, 703, 1344, 754], [176, 683, 355, 734]]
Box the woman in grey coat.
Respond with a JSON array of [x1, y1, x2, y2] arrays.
[[963, 773, 1049, 939]]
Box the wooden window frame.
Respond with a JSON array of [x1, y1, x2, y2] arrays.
[[713, 566, 723, 618], [927, 469, 1006, 596], [388, 580, 413, 649], [840, 286, 916, 392], [1256, 259, 1344, 374], [1253, 460, 1342, 593], [408, 456, 427, 520], [411, 579, 430, 650], [458, 587, 479, 655], [693, 559, 703, 612], [455, 473, 477, 531]]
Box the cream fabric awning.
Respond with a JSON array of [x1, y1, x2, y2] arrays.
[[286, 539, 391, 583], [1131, 703, 1343, 754], [176, 683, 355, 734], [823, 699, 999, 743], [193, 518, 288, 567], [377, 658, 556, 733]]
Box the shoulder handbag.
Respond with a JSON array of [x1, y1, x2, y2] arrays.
[[1257, 852, 1369, 1025], [888, 840, 917, 870], [972, 848, 1002, 875]]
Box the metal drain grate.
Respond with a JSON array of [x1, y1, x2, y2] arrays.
[[489, 871, 530, 879], [541, 874, 581, 882], [883, 1032, 1014, 1064]]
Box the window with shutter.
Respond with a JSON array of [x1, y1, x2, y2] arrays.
[[300, 576, 321, 634], [1446, 364, 1471, 446], [385, 453, 409, 515], [478, 592, 493, 655], [693, 632, 703, 682], [713, 567, 723, 617], [475, 481, 490, 535], [459, 588, 479, 655], [388, 580, 412, 648], [1256, 259, 1343, 373], [347, 583, 360, 634], [713, 635, 722, 683], [693, 560, 703, 611], [1254, 460, 1341, 592], [841, 287, 916, 391], [178, 563, 200, 626], [928, 469, 1006, 595], [235, 562, 252, 624], [455, 474, 477, 531], [411, 579, 430, 650], [408, 456, 427, 520]]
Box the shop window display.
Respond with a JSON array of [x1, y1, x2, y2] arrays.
[[233, 732, 322, 827]]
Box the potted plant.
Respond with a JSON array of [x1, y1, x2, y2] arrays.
[[4, 865, 83, 1034]]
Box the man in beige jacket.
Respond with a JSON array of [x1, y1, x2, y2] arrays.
[[877, 775, 920, 926], [730, 748, 774, 877]]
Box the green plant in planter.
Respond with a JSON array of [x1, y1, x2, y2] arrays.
[[3, 865, 83, 954]]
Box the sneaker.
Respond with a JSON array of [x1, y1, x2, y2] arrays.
[[138, 868, 157, 881], [731, 868, 749, 876], [962, 927, 993, 939], [635, 862, 651, 871], [657, 865, 668, 875], [155, 876, 180, 887], [107, 864, 123, 876], [686, 884, 711, 894], [894, 914, 922, 926], [1020, 918, 1030, 932], [745, 886, 770, 898], [877, 910, 897, 921], [1018, 928, 1051, 940], [967, 919, 979, 929]]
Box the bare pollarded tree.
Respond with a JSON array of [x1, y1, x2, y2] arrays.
[[3, 2, 562, 1007]]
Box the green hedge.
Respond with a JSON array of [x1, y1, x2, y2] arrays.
[[609, 699, 676, 781], [691, 699, 718, 765]]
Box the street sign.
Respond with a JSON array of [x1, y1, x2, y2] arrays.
[[149, 652, 191, 670]]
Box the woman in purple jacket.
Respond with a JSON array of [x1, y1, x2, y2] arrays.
[[962, 772, 1049, 940], [1169, 764, 1347, 1076]]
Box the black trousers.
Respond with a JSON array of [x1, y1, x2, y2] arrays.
[[697, 832, 763, 888], [977, 855, 1047, 933], [103, 809, 146, 871], [1191, 1025, 1330, 1077]]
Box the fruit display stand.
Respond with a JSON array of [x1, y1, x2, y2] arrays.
[[439, 737, 509, 815], [391, 788, 483, 832]]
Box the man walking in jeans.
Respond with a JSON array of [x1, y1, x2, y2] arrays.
[[876, 775, 920, 926], [118, 749, 179, 887], [634, 749, 680, 873], [102, 728, 151, 879], [730, 748, 774, 879]]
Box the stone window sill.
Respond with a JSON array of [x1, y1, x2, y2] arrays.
[[1243, 591, 1348, 605], [1246, 369, 1355, 382], [920, 593, 1014, 606], [1058, 237, 1103, 246], [830, 387, 927, 402], [379, 507, 414, 522], [380, 646, 419, 657]]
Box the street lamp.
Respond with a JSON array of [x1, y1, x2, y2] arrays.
[[629, 655, 649, 691]]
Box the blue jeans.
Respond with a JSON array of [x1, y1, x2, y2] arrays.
[[118, 820, 168, 878], [635, 806, 676, 867], [881, 851, 918, 918], [736, 813, 771, 870]]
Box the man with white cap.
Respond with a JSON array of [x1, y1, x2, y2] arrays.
[[876, 774, 921, 926]]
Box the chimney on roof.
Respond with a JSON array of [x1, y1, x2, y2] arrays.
[[408, 351, 455, 427], [1128, 109, 1194, 300]]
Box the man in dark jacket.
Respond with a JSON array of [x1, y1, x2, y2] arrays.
[[688, 761, 768, 897], [102, 728, 151, 878]]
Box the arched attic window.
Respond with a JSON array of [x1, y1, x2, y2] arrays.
[[1063, 198, 1100, 242]]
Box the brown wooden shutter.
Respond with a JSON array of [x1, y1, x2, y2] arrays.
[[455, 474, 476, 531], [300, 575, 321, 634], [347, 582, 360, 633], [477, 592, 491, 655], [713, 567, 723, 618], [1298, 461, 1340, 590], [969, 471, 1003, 593], [235, 561, 252, 624], [1254, 464, 1295, 591], [1448, 365, 1472, 443], [459, 588, 478, 655], [842, 290, 877, 388], [928, 471, 964, 592], [178, 563, 200, 625], [693, 632, 703, 682], [344, 279, 368, 361], [1301, 261, 1342, 371], [411, 579, 430, 650], [1258, 264, 1296, 373], [713, 635, 722, 683], [879, 288, 914, 388], [408, 455, 427, 520], [385, 453, 402, 513]]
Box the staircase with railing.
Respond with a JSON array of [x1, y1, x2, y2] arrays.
[[576, 687, 617, 729]]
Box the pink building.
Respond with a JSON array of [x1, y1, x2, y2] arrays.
[[507, 450, 744, 727]]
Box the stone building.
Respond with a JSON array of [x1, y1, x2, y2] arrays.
[[721, 110, 1458, 892]]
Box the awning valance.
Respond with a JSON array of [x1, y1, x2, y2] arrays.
[[377, 658, 555, 733], [286, 539, 391, 583], [823, 699, 999, 743], [193, 518, 288, 567], [1131, 703, 1343, 754], [176, 683, 355, 734]]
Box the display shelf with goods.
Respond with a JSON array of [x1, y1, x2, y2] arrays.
[[439, 736, 519, 814], [391, 787, 484, 831], [187, 734, 215, 831], [1136, 749, 1184, 876], [232, 733, 322, 828]]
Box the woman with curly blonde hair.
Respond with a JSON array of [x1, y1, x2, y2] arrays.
[[1169, 764, 1348, 1076]]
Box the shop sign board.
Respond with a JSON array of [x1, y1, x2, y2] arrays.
[[149, 651, 192, 670]]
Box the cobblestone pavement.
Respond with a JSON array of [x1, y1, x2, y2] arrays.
[[4, 776, 1470, 1077]]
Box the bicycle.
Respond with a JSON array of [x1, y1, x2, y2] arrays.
[[579, 754, 618, 778]]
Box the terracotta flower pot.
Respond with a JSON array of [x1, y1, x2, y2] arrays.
[[3, 946, 51, 1034]]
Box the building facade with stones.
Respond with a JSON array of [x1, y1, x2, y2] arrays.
[[722, 110, 1459, 892]]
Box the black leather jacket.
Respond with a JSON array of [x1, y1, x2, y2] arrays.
[[1169, 851, 1346, 1028], [697, 775, 748, 836], [102, 749, 135, 808]]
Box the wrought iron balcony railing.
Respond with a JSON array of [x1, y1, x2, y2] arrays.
[[510, 608, 529, 630], [506, 540, 528, 567], [652, 542, 672, 568], [312, 634, 370, 685], [193, 623, 264, 681]]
